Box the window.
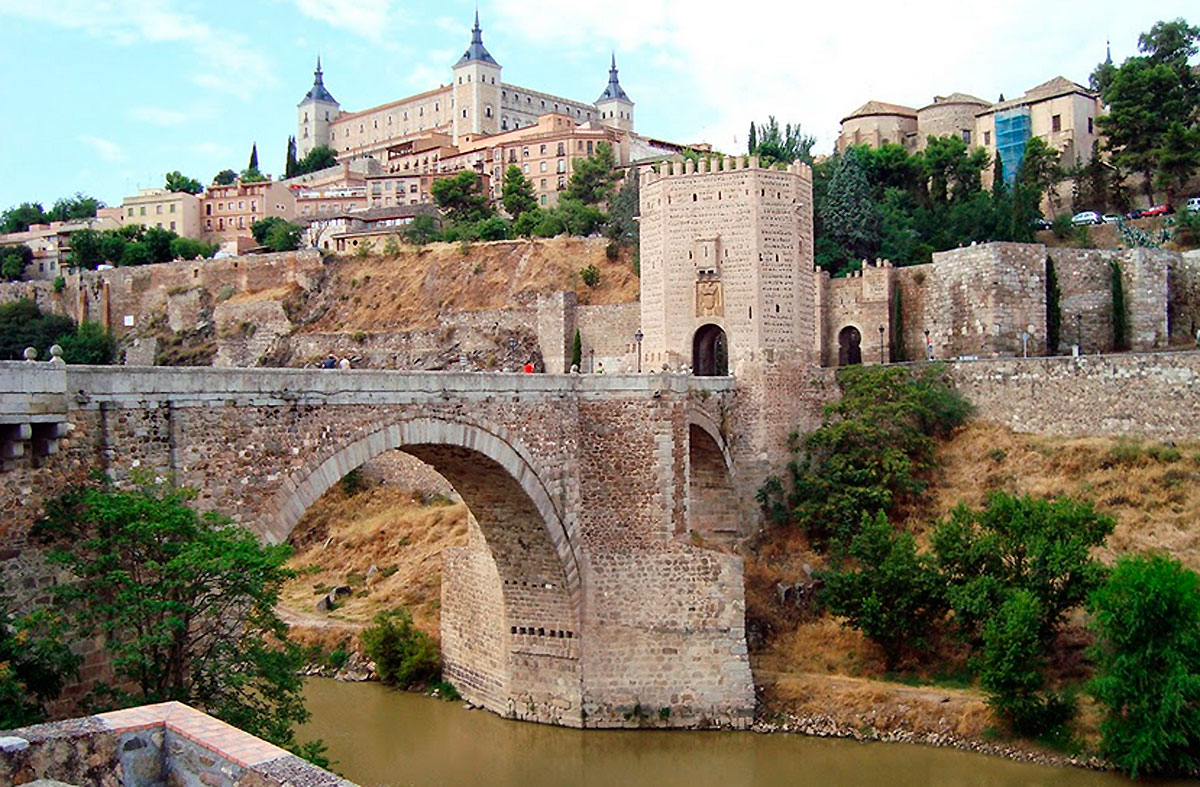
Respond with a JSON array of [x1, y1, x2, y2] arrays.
[[127, 208, 134, 217], [462, 109, 468, 118], [523, 164, 529, 174], [486, 106, 492, 118], [140, 206, 146, 216], [410, 184, 417, 193], [170, 221, 176, 231], [1052, 114, 1062, 132], [170, 204, 176, 213], [557, 160, 565, 173], [540, 144, 547, 154], [557, 142, 564, 156], [541, 178, 547, 188], [540, 161, 547, 172], [1088, 117, 1094, 134], [540, 194, 547, 205], [587, 141, 593, 154], [984, 130, 991, 146], [205, 204, 212, 216], [156, 204, 163, 214], [522, 147, 529, 158], [961, 130, 971, 144], [238, 201, 244, 210], [250, 200, 257, 212]]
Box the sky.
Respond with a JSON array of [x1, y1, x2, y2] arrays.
[[0, 0, 1196, 214]]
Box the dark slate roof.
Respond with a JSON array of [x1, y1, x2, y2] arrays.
[[596, 53, 631, 103], [456, 12, 499, 67], [301, 56, 338, 105]]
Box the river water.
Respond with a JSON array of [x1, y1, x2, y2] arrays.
[[298, 679, 1186, 787]]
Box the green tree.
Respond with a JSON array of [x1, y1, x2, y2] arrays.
[[563, 142, 619, 206], [248, 142, 259, 172], [264, 221, 303, 252], [285, 137, 299, 179], [0, 245, 33, 281], [1046, 255, 1062, 353], [501, 165, 538, 220], [748, 121, 757, 156], [100, 232, 128, 265], [143, 226, 178, 263], [213, 169, 237, 186], [164, 171, 204, 195], [748, 116, 815, 166], [68, 229, 103, 271], [932, 492, 1114, 641], [979, 589, 1074, 738], [431, 171, 493, 225], [120, 242, 153, 267], [571, 328, 582, 370], [251, 216, 290, 245], [817, 148, 881, 275], [0, 202, 48, 233], [605, 168, 640, 249], [473, 216, 510, 241], [361, 609, 440, 689], [1089, 553, 1200, 777], [1153, 121, 1200, 206], [57, 321, 115, 364], [46, 193, 102, 223], [403, 214, 441, 245], [1016, 137, 1064, 217], [820, 511, 946, 669], [296, 145, 337, 176], [170, 236, 219, 261], [0, 604, 78, 729], [33, 477, 318, 754], [0, 299, 76, 360]]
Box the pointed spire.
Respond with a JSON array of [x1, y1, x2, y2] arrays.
[[1105, 38, 1112, 64], [301, 54, 338, 105], [456, 11, 499, 67], [597, 52, 631, 103]]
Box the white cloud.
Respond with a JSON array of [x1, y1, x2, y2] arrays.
[[292, 0, 403, 44], [130, 106, 190, 127], [78, 134, 125, 163], [0, 0, 274, 101], [490, 0, 1197, 154]]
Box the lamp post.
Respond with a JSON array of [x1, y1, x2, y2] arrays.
[[1021, 331, 1030, 359], [1075, 314, 1083, 354], [589, 348, 595, 373], [924, 329, 931, 361], [634, 329, 643, 373], [878, 325, 885, 364]]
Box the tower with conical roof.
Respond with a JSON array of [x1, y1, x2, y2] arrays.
[[451, 12, 502, 144], [297, 57, 341, 159], [596, 53, 634, 132]]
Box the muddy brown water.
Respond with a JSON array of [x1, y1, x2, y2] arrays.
[[299, 679, 1189, 787]]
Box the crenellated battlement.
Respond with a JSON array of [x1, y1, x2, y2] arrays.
[[639, 155, 812, 186]]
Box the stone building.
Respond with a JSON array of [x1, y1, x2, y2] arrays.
[[199, 179, 297, 254], [638, 155, 815, 374], [119, 188, 202, 239]]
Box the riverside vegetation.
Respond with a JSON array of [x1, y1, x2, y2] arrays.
[[756, 363, 1200, 777]]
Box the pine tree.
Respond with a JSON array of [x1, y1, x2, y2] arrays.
[[501, 165, 537, 220], [818, 148, 881, 270]]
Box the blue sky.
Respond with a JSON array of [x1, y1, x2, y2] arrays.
[[0, 0, 1195, 214]]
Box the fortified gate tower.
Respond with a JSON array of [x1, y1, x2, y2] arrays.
[[638, 156, 817, 374]]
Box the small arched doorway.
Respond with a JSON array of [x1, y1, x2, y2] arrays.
[[692, 324, 728, 376], [838, 326, 863, 366]]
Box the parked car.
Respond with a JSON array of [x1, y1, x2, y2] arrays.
[[1126, 208, 1144, 219], [1102, 213, 1122, 224], [1186, 196, 1200, 213], [1142, 204, 1174, 217], [1032, 217, 1054, 231], [1072, 211, 1102, 225]]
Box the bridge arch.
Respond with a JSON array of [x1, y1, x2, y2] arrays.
[[686, 412, 740, 541], [268, 416, 583, 724]]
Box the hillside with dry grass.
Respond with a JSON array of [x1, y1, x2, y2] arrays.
[[295, 236, 638, 333], [746, 420, 1200, 743]]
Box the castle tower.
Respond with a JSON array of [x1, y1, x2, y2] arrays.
[[595, 53, 634, 132], [296, 57, 340, 159], [451, 12, 502, 144], [638, 157, 816, 374]]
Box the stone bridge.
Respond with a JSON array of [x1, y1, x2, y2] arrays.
[[0, 363, 768, 729]]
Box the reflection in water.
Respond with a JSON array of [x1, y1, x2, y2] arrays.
[[299, 679, 1166, 787]]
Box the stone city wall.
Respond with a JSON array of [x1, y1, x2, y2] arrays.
[[1168, 250, 1200, 345], [949, 351, 1200, 440]]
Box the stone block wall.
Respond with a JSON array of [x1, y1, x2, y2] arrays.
[[950, 351, 1200, 440], [1168, 250, 1200, 345], [1049, 249, 1114, 353], [0, 702, 352, 786]]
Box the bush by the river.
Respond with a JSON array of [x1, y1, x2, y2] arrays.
[[361, 608, 441, 689]]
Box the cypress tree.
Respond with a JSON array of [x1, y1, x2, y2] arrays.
[[1110, 261, 1127, 351], [248, 143, 259, 172], [571, 329, 582, 371], [748, 122, 757, 155], [285, 137, 298, 179], [1045, 256, 1061, 354]]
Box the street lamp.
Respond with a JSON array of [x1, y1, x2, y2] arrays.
[[1021, 330, 1030, 359], [634, 329, 643, 373], [1075, 314, 1083, 354], [589, 348, 595, 374], [924, 329, 931, 361], [878, 325, 885, 364]]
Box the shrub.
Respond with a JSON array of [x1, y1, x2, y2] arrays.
[[57, 321, 115, 365], [361, 609, 440, 689], [580, 264, 600, 287], [1089, 554, 1200, 777], [52, 276, 66, 294], [758, 363, 971, 547], [819, 511, 946, 669], [1051, 214, 1073, 239]]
